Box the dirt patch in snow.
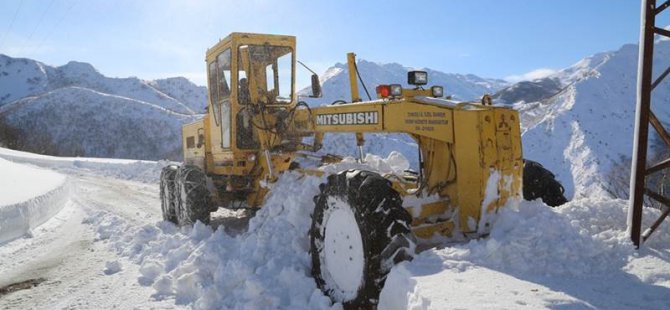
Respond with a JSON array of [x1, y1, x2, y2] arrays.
[[0, 278, 46, 296]]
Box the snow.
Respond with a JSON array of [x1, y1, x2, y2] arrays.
[[0, 147, 165, 183], [0, 157, 65, 206], [84, 172, 330, 309], [477, 169, 502, 234], [0, 55, 206, 114], [0, 147, 655, 310], [104, 260, 122, 275], [301, 59, 508, 105], [0, 157, 69, 244], [0, 153, 182, 309], [380, 197, 670, 309], [0, 141, 668, 310], [58, 154, 410, 309]]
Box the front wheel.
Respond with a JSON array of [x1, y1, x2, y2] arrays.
[[310, 170, 415, 308]]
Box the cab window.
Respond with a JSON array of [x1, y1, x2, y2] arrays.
[[274, 51, 292, 102], [207, 48, 232, 149], [217, 50, 232, 98], [238, 45, 293, 105], [208, 62, 220, 126]]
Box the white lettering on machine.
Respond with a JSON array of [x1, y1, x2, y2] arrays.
[[316, 112, 379, 126]]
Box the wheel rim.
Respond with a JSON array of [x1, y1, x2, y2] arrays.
[[322, 197, 365, 301]]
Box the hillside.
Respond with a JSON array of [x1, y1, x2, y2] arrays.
[[515, 40, 670, 199], [0, 54, 206, 160], [303, 59, 508, 104]]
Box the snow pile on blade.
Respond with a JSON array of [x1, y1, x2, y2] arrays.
[[86, 153, 411, 309], [0, 157, 69, 244]]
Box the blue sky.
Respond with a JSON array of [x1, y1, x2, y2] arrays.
[[0, 0, 668, 87]]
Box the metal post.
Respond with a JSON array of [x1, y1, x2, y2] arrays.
[[629, 0, 670, 247]]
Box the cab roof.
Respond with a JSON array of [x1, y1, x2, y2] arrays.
[[206, 32, 296, 60]]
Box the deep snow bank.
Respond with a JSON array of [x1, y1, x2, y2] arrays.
[[88, 172, 332, 309], [379, 198, 670, 309], [0, 157, 69, 244], [85, 154, 410, 309]]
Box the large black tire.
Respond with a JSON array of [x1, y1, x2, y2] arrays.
[[523, 159, 569, 207], [159, 165, 178, 224], [174, 165, 212, 226], [310, 170, 415, 309]]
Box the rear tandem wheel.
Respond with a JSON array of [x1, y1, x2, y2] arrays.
[[160, 165, 212, 226], [159, 165, 178, 224], [174, 165, 212, 226]]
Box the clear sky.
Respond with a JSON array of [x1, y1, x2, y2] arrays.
[[0, 0, 668, 87]]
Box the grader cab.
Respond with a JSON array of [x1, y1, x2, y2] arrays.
[[160, 32, 567, 308]]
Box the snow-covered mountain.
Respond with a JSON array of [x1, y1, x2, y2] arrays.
[[512, 40, 670, 199], [303, 59, 508, 104], [0, 54, 206, 160], [494, 77, 563, 104]]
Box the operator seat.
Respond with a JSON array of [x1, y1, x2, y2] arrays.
[[236, 78, 259, 149]]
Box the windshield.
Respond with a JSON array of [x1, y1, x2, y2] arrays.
[[238, 44, 293, 105]]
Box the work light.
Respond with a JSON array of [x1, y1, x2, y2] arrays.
[[390, 84, 402, 97], [431, 86, 444, 98], [408, 71, 428, 86]]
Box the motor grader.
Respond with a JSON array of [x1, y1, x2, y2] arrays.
[[160, 32, 566, 308]]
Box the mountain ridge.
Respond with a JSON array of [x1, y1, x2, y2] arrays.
[[516, 40, 670, 199], [0, 54, 205, 160]]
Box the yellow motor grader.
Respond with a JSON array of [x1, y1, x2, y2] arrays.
[[160, 32, 567, 308]]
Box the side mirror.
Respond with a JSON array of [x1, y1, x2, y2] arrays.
[[310, 74, 322, 98]]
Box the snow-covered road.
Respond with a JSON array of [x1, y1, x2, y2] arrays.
[[0, 173, 182, 309]]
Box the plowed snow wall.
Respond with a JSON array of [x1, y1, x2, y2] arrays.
[[0, 178, 70, 244]]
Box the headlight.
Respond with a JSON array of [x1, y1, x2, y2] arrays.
[[431, 86, 444, 98], [390, 84, 402, 97], [408, 71, 428, 85], [247, 153, 256, 162]]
